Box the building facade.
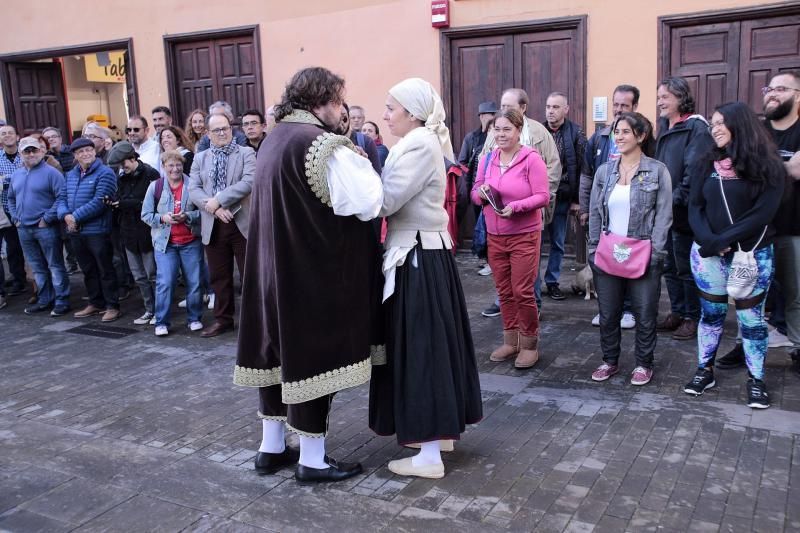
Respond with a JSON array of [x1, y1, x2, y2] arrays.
[[1, 0, 798, 150]]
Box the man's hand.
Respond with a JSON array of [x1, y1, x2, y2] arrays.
[[161, 213, 178, 225], [580, 213, 589, 227], [215, 208, 234, 223], [569, 203, 580, 215], [64, 214, 78, 232], [38, 218, 48, 228], [204, 197, 221, 214]]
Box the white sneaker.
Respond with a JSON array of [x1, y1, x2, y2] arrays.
[[188, 321, 203, 331], [591, 313, 600, 327], [768, 326, 793, 348], [620, 312, 636, 329], [133, 312, 154, 325], [477, 264, 492, 276], [154, 325, 169, 336], [149, 316, 156, 325], [207, 293, 215, 310], [178, 299, 187, 308]]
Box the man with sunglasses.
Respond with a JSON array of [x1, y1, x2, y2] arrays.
[[125, 116, 160, 169]]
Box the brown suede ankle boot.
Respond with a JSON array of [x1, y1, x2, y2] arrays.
[[515, 335, 539, 368], [490, 330, 519, 362]]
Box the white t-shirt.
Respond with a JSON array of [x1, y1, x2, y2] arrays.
[[607, 183, 630, 235]]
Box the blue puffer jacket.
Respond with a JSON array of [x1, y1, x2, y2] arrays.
[[56, 158, 117, 235]]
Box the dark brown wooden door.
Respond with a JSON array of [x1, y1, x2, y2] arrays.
[[168, 32, 263, 125], [663, 12, 800, 118], [7, 61, 68, 135], [445, 21, 585, 155]]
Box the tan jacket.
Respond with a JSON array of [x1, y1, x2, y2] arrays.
[[481, 116, 562, 223], [188, 145, 256, 244]]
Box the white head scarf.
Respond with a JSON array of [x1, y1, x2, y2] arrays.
[[388, 78, 454, 161]]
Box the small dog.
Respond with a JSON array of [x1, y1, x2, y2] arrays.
[[571, 264, 597, 300]]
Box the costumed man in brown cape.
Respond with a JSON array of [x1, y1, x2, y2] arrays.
[[234, 67, 384, 482]]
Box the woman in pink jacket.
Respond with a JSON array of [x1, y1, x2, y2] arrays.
[[471, 109, 550, 368]]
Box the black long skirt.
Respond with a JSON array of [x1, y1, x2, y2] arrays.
[[369, 245, 483, 444]]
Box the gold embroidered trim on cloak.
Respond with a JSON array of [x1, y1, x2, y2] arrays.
[[280, 109, 324, 127], [233, 365, 281, 387], [286, 422, 325, 439], [257, 412, 288, 421], [281, 356, 372, 405], [304, 133, 356, 207], [370, 344, 387, 366]]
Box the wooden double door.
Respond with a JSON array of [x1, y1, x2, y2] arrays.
[[166, 29, 263, 126], [662, 10, 800, 118], [4, 61, 68, 136], [443, 18, 586, 155]]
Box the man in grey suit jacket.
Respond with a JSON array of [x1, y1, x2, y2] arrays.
[[188, 114, 256, 337]]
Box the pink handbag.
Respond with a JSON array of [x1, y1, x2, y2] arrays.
[[594, 231, 651, 279]]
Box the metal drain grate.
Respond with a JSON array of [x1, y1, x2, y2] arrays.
[[67, 324, 141, 339]]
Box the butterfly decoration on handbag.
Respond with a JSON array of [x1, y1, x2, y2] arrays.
[[613, 243, 631, 263]]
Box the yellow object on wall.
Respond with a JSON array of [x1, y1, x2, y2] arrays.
[[84, 52, 126, 83]]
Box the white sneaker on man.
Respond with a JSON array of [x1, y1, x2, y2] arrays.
[[188, 321, 204, 331], [133, 312, 154, 325], [768, 326, 793, 348], [477, 264, 492, 276], [154, 325, 169, 337], [178, 299, 187, 308], [207, 293, 215, 310], [620, 312, 636, 329], [591, 313, 600, 327]]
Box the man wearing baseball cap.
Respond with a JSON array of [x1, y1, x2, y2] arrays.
[[8, 137, 69, 315], [56, 137, 121, 321]]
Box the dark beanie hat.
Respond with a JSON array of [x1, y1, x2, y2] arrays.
[[107, 141, 139, 166]]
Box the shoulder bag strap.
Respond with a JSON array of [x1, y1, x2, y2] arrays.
[[717, 175, 767, 253]]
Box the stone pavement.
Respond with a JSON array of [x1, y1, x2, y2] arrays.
[[1, 252, 799, 532]]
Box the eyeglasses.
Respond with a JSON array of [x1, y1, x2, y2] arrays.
[[164, 163, 183, 170], [22, 147, 40, 153], [125, 127, 142, 133], [707, 121, 725, 133], [242, 120, 262, 127], [210, 127, 231, 136], [761, 85, 800, 96], [84, 134, 101, 140]]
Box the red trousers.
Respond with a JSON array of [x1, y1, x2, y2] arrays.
[[488, 231, 541, 337]]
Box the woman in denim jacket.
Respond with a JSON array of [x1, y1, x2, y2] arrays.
[[588, 112, 673, 386], [141, 150, 203, 336]]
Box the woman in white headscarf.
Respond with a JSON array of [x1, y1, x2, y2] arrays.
[[368, 78, 483, 479]]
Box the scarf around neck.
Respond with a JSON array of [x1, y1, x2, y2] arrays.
[[211, 142, 238, 194], [714, 157, 737, 179]]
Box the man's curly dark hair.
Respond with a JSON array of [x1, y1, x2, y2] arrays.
[[274, 67, 345, 122]]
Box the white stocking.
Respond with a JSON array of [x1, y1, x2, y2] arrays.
[[299, 435, 328, 469], [412, 440, 442, 467], [258, 419, 286, 454]]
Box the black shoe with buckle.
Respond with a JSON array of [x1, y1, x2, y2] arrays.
[[254, 447, 300, 475], [746, 378, 770, 409]]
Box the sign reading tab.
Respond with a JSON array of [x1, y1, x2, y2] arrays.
[[431, 0, 450, 28]]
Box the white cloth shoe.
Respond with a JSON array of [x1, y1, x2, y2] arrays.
[[133, 312, 154, 325], [188, 321, 203, 331], [388, 457, 444, 479], [768, 326, 793, 348], [154, 325, 169, 336], [477, 264, 492, 276], [620, 312, 636, 329], [178, 299, 187, 309], [207, 293, 215, 310], [591, 313, 600, 327]]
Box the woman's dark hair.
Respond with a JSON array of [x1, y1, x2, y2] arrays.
[[493, 109, 524, 130], [158, 126, 193, 151], [364, 120, 380, 136], [658, 77, 695, 115], [274, 67, 345, 122], [711, 102, 783, 187], [614, 112, 655, 157]]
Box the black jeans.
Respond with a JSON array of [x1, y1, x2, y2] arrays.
[[663, 230, 700, 321], [70, 233, 119, 309], [0, 225, 27, 291], [592, 261, 663, 369]]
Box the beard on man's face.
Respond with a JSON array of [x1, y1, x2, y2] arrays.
[[764, 97, 795, 121]]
